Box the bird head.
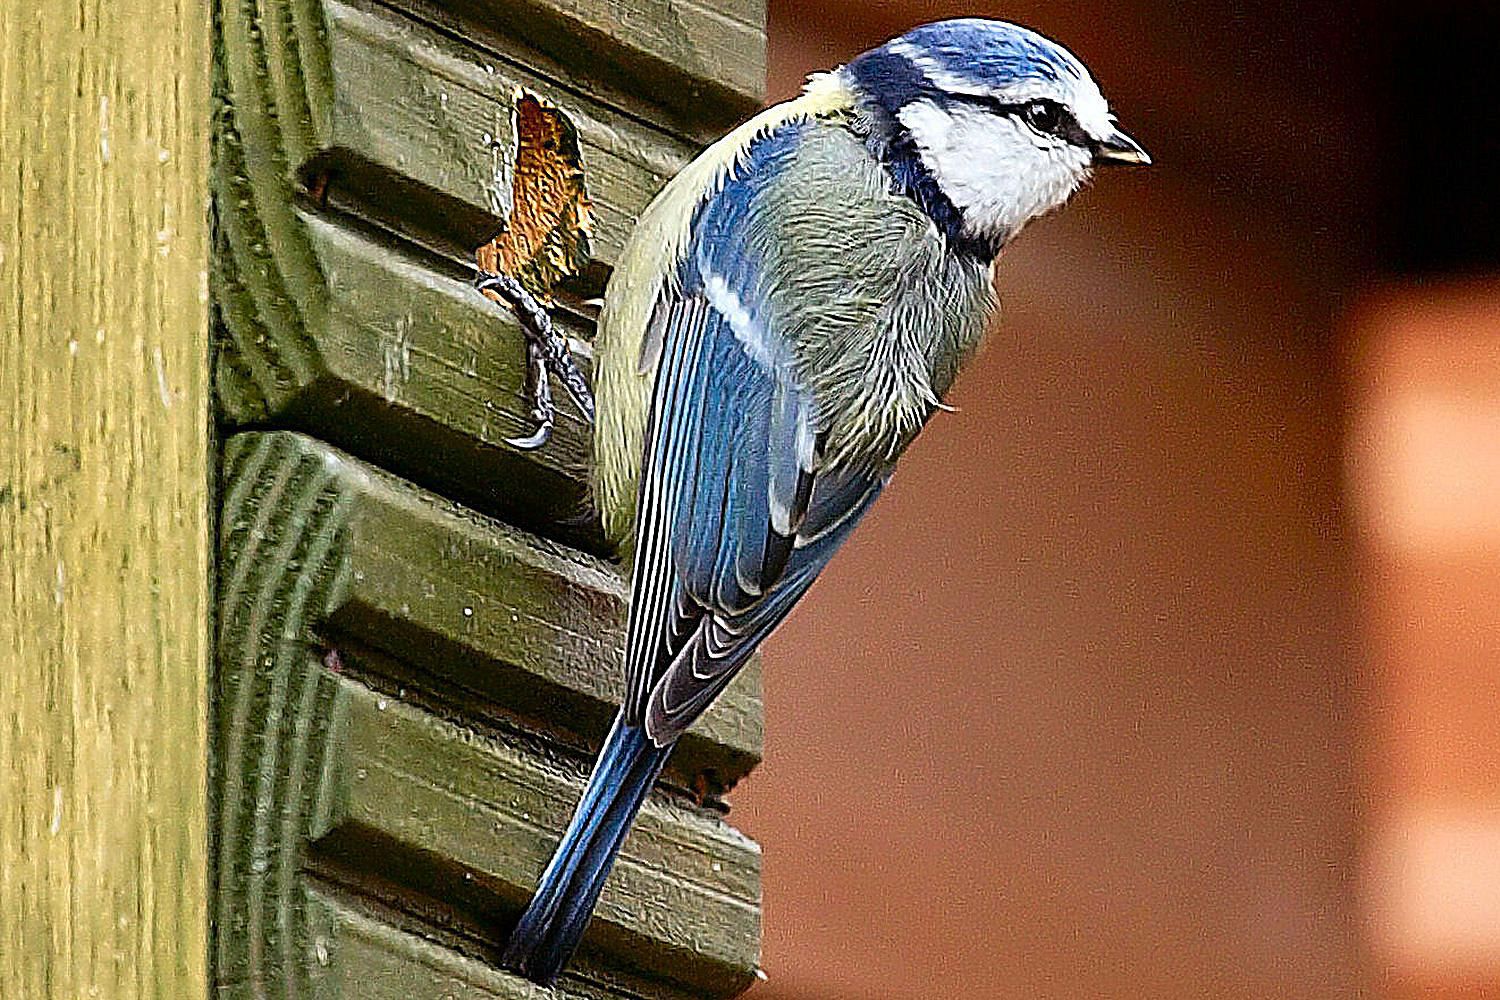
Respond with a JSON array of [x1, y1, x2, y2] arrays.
[[844, 19, 1149, 252]]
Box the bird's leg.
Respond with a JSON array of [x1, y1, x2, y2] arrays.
[[474, 268, 596, 451], [515, 332, 554, 450]]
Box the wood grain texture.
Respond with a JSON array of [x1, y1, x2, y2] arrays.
[[303, 891, 713, 1000], [474, 93, 595, 299], [410, 0, 765, 130], [213, 0, 714, 548], [219, 430, 761, 776], [322, 679, 760, 995], [216, 431, 759, 996], [226, 213, 603, 548], [0, 0, 211, 997], [211, 1, 771, 993], [320, 0, 691, 262]]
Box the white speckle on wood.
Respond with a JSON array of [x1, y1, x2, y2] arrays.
[[98, 95, 111, 163], [153, 347, 172, 408]]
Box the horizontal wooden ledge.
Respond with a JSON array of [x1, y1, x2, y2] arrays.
[[215, 429, 763, 995], [311, 678, 760, 996], [319, 0, 699, 264], [213, 0, 757, 550], [219, 429, 763, 782], [304, 885, 729, 999], [216, 0, 700, 278], [403, 0, 766, 133], [216, 209, 604, 551]]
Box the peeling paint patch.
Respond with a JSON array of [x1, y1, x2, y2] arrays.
[[474, 92, 594, 301]]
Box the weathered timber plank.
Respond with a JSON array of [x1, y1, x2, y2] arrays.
[[0, 0, 212, 997], [316, 679, 760, 995], [219, 429, 760, 783], [411, 0, 766, 131], [303, 890, 709, 1000], [251, 214, 599, 547], [214, 0, 706, 545], [323, 0, 692, 263], [216, 431, 760, 995]]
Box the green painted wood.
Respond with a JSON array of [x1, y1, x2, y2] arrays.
[[215, 430, 762, 997], [220, 427, 760, 781], [213, 0, 716, 547], [415, 0, 766, 130], [303, 892, 711, 1000], [322, 0, 695, 263], [255, 214, 599, 548], [318, 680, 759, 995], [213, 0, 770, 994]]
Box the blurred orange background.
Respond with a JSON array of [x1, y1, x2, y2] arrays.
[[729, 3, 1500, 998]]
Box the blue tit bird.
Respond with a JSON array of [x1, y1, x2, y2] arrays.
[[499, 17, 1150, 985]]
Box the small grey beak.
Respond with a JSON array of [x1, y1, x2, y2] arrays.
[[1093, 129, 1151, 166]]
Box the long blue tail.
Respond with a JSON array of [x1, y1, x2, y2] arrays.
[[500, 713, 672, 985]]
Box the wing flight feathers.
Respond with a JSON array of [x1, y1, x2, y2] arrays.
[[621, 288, 886, 743]]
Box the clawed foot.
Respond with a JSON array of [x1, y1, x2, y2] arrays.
[[474, 269, 596, 450]]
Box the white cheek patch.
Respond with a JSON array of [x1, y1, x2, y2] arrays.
[[898, 100, 1092, 241]]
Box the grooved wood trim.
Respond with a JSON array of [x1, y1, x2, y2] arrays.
[[413, 0, 766, 128], [212, 0, 726, 550], [0, 0, 212, 997], [303, 891, 716, 999], [215, 431, 760, 996], [211, 0, 771, 993], [219, 430, 761, 774]]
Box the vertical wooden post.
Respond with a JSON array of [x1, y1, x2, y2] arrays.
[[0, 1, 212, 998]]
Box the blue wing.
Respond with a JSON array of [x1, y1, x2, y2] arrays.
[[622, 121, 889, 745]]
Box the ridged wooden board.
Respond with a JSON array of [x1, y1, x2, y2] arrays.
[[212, 0, 771, 994], [218, 212, 601, 547], [410, 0, 765, 131], [303, 891, 717, 1000], [318, 0, 697, 262], [215, 431, 762, 996], [212, 0, 744, 549]]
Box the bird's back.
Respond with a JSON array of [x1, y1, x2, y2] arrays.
[[592, 76, 994, 550]]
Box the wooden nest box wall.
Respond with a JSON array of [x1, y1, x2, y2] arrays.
[[210, 0, 768, 996]]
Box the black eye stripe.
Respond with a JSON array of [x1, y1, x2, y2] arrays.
[[951, 96, 1091, 147]]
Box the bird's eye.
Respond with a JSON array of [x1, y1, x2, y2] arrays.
[[1021, 101, 1063, 135]]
